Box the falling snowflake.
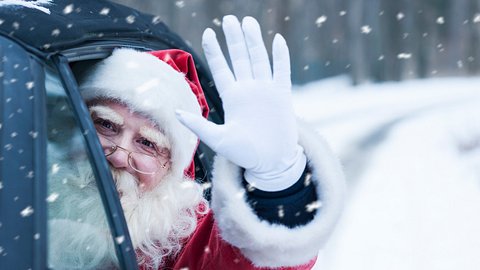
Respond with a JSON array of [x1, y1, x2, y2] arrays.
[[20, 206, 34, 217], [126, 15, 136, 24], [10, 132, 17, 138], [152, 16, 161, 24], [201, 182, 212, 190], [0, 182, 3, 190], [378, 55, 385, 61], [51, 163, 60, 174], [397, 53, 412, 59], [175, 0, 185, 8], [361, 25, 372, 34], [436, 17, 445, 24], [339, 10, 347, 16], [25, 81, 34, 90], [51, 29, 60, 37], [26, 171, 34, 178], [212, 18, 221, 26], [0, 246, 3, 254], [397, 12, 404, 20], [34, 233, 40, 240], [63, 4, 74, 14], [278, 205, 285, 218], [46, 192, 59, 203], [29, 131, 38, 138], [204, 246, 211, 253], [303, 65, 310, 70], [305, 201, 322, 212], [99, 7, 110, 15], [284, 16, 290, 21], [315, 15, 327, 27], [457, 60, 463, 68], [115, 235, 125, 244], [474, 13, 480, 23]]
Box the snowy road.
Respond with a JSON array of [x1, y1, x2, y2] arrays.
[[292, 77, 480, 270]]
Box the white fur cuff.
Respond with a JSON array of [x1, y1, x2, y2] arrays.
[[210, 123, 346, 268]]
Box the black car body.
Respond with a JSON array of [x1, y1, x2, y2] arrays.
[[0, 1, 221, 269]]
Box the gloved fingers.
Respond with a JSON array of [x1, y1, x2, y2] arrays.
[[222, 15, 253, 81], [175, 109, 224, 152], [272, 33, 292, 88], [202, 28, 235, 94], [242, 16, 272, 80]]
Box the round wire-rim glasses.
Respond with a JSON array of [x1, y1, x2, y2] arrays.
[[100, 136, 169, 175]]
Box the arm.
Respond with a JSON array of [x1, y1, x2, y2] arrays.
[[176, 15, 345, 268]]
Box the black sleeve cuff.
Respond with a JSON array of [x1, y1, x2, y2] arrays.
[[242, 166, 319, 228]]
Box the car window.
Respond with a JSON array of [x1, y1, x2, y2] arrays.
[[44, 66, 120, 269]]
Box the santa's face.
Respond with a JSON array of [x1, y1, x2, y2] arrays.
[[89, 100, 172, 191]]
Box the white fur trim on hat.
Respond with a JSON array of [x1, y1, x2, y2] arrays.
[[210, 121, 346, 267], [79, 48, 201, 174]]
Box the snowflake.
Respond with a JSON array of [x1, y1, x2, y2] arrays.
[[20, 206, 34, 217], [305, 201, 322, 212], [99, 7, 110, 15], [278, 205, 284, 218], [474, 13, 480, 23], [51, 29, 60, 37], [397, 53, 412, 59], [339, 10, 347, 16], [115, 235, 125, 244], [0, 181, 3, 190], [51, 163, 60, 174], [34, 233, 40, 240], [212, 18, 221, 26], [25, 81, 34, 90], [397, 12, 404, 20], [152, 16, 161, 25], [315, 15, 327, 27], [63, 3, 74, 15], [46, 192, 59, 203], [361, 25, 372, 34], [175, 0, 185, 8], [29, 131, 38, 138], [436, 17, 445, 24], [125, 15, 136, 24], [0, 0, 52, 14]]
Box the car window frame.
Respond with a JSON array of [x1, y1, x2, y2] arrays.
[[51, 54, 139, 270]]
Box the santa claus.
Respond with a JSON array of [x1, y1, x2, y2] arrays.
[[47, 15, 345, 270]]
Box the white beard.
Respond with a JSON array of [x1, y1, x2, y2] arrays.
[[48, 160, 207, 269]]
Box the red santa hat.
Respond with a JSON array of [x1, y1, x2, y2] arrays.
[[79, 48, 209, 178]]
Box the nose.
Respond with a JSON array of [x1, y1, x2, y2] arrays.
[[105, 142, 136, 175]]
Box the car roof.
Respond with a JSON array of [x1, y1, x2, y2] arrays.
[[0, 0, 188, 53]]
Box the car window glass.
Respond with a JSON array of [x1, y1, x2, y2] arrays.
[[45, 65, 119, 269]]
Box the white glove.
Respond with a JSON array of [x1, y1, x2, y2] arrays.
[[176, 15, 306, 191]]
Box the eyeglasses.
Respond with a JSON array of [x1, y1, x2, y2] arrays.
[[99, 136, 169, 175]]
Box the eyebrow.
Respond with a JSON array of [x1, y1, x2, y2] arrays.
[[140, 126, 170, 149], [89, 105, 124, 125]]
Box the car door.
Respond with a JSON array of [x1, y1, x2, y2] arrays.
[[0, 36, 138, 269]]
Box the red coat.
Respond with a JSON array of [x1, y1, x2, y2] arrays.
[[168, 211, 315, 269]]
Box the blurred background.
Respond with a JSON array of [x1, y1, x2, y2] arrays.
[[110, 1, 480, 269], [111, 0, 480, 85]]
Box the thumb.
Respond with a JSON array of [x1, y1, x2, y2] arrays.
[[175, 110, 224, 152]]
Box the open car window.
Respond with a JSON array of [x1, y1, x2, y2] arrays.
[[45, 65, 120, 269]]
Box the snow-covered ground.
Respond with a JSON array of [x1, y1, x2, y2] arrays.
[[292, 77, 480, 270]]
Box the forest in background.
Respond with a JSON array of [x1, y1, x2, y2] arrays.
[[110, 0, 480, 85]]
